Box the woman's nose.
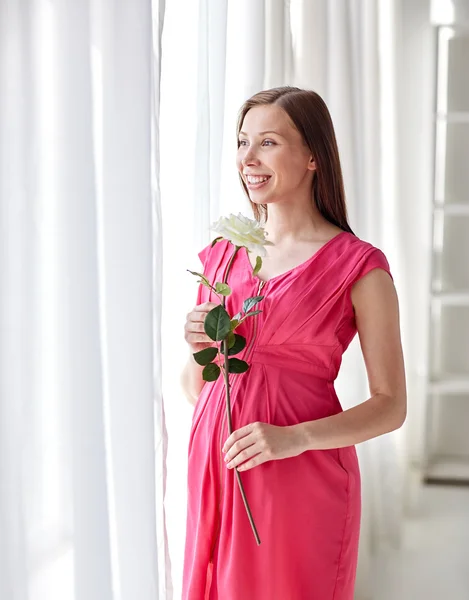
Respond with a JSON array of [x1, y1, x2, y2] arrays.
[[242, 148, 260, 166]]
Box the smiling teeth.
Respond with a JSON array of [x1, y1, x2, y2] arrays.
[[247, 175, 269, 184]]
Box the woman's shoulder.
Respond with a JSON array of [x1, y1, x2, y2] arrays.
[[341, 232, 393, 282]]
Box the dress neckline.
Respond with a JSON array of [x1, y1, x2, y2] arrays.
[[243, 231, 350, 284]]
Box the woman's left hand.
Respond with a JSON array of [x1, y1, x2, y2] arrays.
[[222, 422, 305, 471]]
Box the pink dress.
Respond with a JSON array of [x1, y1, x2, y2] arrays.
[[183, 231, 392, 600]]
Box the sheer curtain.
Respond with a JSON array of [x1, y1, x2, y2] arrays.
[[0, 1, 169, 599], [161, 1, 412, 598]]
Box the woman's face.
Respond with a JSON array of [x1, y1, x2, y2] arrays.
[[236, 104, 316, 206]]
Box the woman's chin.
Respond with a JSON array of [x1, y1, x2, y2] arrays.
[[249, 190, 273, 204]]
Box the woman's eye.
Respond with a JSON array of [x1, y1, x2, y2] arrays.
[[262, 139, 275, 146], [238, 139, 248, 147]]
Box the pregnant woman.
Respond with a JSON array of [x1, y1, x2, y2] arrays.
[[181, 86, 407, 600]]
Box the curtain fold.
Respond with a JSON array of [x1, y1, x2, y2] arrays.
[[159, 1, 205, 597], [54, 3, 113, 597], [193, 0, 228, 246], [0, 4, 33, 597], [219, 0, 266, 215], [151, 2, 172, 597], [0, 0, 168, 598]]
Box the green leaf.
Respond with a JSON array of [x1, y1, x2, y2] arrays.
[[230, 312, 242, 330], [215, 282, 232, 296], [211, 236, 223, 248], [244, 309, 262, 318], [220, 332, 235, 354], [253, 256, 263, 276], [220, 333, 246, 356], [204, 305, 232, 341], [243, 295, 264, 314], [220, 333, 232, 355], [193, 347, 218, 366], [228, 358, 249, 374], [229, 334, 246, 356], [227, 331, 236, 349], [203, 363, 221, 382], [187, 269, 212, 289], [187, 269, 206, 281]]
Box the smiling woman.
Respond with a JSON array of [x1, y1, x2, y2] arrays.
[[181, 87, 407, 600], [236, 87, 355, 235]]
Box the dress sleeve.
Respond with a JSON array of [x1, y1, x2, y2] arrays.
[[198, 243, 212, 269], [353, 248, 393, 285], [341, 247, 393, 324], [195, 239, 230, 305]]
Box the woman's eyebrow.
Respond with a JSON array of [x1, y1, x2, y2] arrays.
[[239, 130, 284, 137]]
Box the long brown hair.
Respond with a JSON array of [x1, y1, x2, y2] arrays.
[[237, 86, 354, 234]]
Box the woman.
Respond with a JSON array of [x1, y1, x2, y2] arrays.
[[181, 87, 407, 600]]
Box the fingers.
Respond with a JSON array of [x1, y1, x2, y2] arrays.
[[222, 423, 257, 453], [186, 302, 217, 324], [224, 435, 257, 468], [236, 454, 264, 471], [191, 301, 218, 317], [184, 321, 212, 345], [184, 302, 219, 347], [225, 440, 261, 469], [226, 444, 263, 471], [222, 423, 283, 472], [185, 321, 206, 334]]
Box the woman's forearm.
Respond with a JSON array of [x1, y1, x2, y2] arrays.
[[180, 351, 206, 406], [294, 392, 406, 451]]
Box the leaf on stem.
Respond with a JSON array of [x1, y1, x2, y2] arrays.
[[220, 331, 235, 353], [227, 331, 236, 349], [193, 347, 218, 366], [244, 309, 262, 318], [229, 334, 246, 356], [203, 363, 221, 381], [253, 256, 263, 276], [243, 295, 264, 314], [230, 312, 242, 331], [228, 358, 249, 373], [220, 333, 246, 356], [187, 270, 214, 290], [215, 282, 232, 296], [204, 305, 232, 341]]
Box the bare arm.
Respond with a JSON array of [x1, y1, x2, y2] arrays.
[[180, 352, 207, 406]]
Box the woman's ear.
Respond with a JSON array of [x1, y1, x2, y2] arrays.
[[307, 157, 316, 172]]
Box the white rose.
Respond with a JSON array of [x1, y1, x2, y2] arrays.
[[210, 213, 273, 257]]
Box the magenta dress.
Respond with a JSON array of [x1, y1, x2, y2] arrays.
[[183, 231, 392, 600]]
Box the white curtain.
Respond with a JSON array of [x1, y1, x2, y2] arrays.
[[161, 1, 411, 598], [0, 1, 169, 599]]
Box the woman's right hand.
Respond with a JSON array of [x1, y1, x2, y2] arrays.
[[184, 301, 219, 353]]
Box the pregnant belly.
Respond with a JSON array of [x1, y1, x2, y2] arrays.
[[228, 362, 342, 429], [188, 361, 344, 476]]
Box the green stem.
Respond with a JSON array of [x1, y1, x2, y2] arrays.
[[221, 245, 261, 546]]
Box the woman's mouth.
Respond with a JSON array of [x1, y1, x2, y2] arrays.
[[245, 175, 271, 190]]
